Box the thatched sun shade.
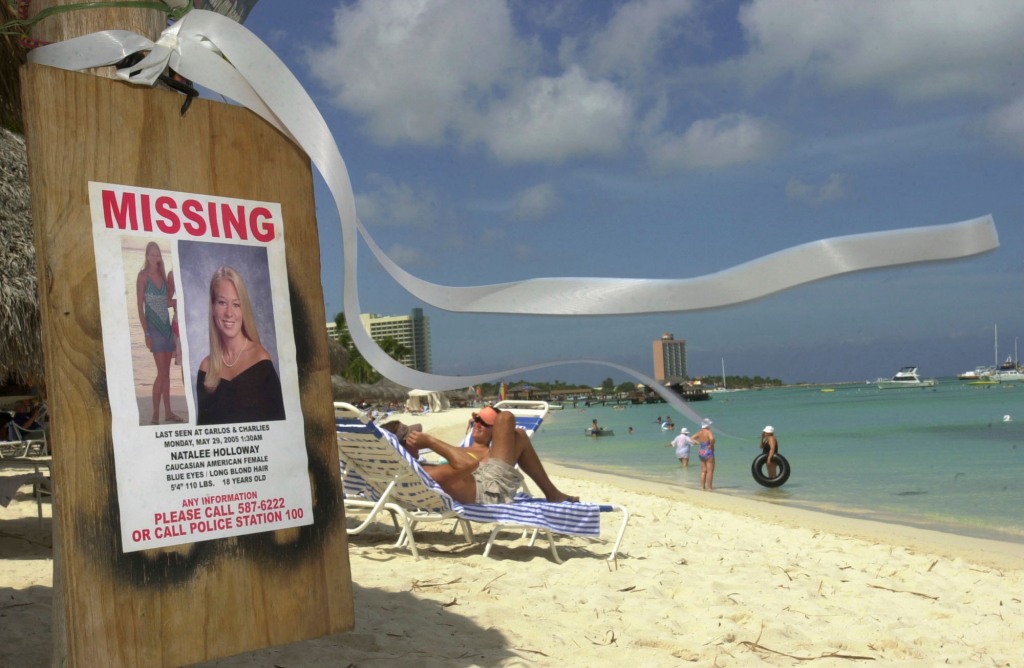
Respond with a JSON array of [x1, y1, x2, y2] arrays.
[[0, 127, 44, 385]]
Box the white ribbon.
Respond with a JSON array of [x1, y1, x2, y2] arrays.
[[28, 10, 1000, 424]]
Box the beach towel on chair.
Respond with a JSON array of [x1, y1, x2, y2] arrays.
[[336, 413, 627, 560]]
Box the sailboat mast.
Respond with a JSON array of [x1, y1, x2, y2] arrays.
[[721, 357, 726, 389], [994, 324, 998, 368]]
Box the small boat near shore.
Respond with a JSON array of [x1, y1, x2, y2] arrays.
[[876, 366, 937, 389], [958, 366, 992, 381]]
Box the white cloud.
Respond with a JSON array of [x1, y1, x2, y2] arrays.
[[308, 0, 522, 145], [737, 0, 1024, 101], [786, 173, 850, 205], [982, 95, 1024, 152], [648, 112, 786, 170], [302, 0, 1024, 169], [511, 183, 559, 220], [307, 0, 639, 165], [479, 66, 633, 164], [579, 0, 700, 81], [355, 175, 436, 227], [383, 243, 428, 267]]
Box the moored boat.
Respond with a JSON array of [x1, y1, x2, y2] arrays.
[[989, 356, 1024, 383], [876, 366, 937, 389], [958, 366, 991, 381], [971, 325, 1023, 383]]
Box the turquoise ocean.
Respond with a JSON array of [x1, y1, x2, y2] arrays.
[[531, 382, 1024, 544]]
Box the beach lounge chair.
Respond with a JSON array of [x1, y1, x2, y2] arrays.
[[7, 420, 48, 458], [335, 407, 629, 563], [0, 438, 28, 459], [0, 459, 52, 524], [335, 406, 474, 558]]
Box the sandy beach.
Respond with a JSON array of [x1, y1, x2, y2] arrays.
[[2, 407, 1022, 666]]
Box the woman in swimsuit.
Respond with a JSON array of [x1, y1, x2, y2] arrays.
[[196, 266, 285, 425], [136, 242, 183, 425], [694, 418, 715, 490], [760, 425, 778, 479]]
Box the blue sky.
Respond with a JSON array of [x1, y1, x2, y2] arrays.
[[241, 0, 1024, 385]]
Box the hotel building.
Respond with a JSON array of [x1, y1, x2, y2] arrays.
[[327, 308, 432, 373], [652, 332, 687, 382]]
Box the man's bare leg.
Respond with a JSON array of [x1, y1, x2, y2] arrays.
[[405, 432, 482, 504], [490, 412, 578, 502]]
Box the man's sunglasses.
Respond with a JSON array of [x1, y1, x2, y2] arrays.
[[473, 415, 492, 427]]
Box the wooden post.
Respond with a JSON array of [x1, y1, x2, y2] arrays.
[[22, 8, 354, 667], [29, 0, 165, 80], [28, 7, 165, 666], [29, 0, 165, 51]]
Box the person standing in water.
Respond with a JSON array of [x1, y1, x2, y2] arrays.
[[694, 418, 715, 490], [667, 426, 694, 468], [760, 425, 779, 479]]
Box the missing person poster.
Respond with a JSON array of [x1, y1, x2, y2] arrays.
[[89, 182, 313, 552]]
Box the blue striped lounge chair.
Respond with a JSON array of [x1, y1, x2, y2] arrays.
[[335, 408, 629, 563]]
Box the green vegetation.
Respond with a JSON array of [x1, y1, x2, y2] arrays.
[[702, 375, 785, 389], [332, 312, 410, 384], [480, 375, 785, 395], [477, 379, 592, 396]]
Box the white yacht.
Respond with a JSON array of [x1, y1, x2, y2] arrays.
[[958, 366, 990, 380], [989, 357, 1024, 383], [876, 366, 938, 389]]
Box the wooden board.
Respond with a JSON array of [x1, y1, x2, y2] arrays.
[[20, 64, 353, 667]]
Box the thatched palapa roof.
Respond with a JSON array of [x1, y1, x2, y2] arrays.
[[331, 375, 411, 404], [1, 0, 26, 134], [0, 127, 43, 385]]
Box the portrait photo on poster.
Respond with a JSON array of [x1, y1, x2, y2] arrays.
[[121, 236, 189, 426], [178, 240, 286, 426]]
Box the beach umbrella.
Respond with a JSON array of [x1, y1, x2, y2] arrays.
[[331, 375, 409, 404], [327, 336, 349, 376], [371, 377, 412, 403], [0, 127, 44, 386], [331, 375, 371, 403], [443, 387, 476, 403]]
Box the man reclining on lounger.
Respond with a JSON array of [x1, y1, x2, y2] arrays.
[[387, 406, 578, 505]]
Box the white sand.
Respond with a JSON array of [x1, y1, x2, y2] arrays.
[[2, 408, 1022, 667]]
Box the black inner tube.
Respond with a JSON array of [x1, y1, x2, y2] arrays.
[[752, 452, 791, 488]]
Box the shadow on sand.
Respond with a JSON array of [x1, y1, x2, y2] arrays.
[[1, 512, 519, 668]]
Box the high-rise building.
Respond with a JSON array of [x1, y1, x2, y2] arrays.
[[653, 332, 687, 381], [327, 308, 432, 373]]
